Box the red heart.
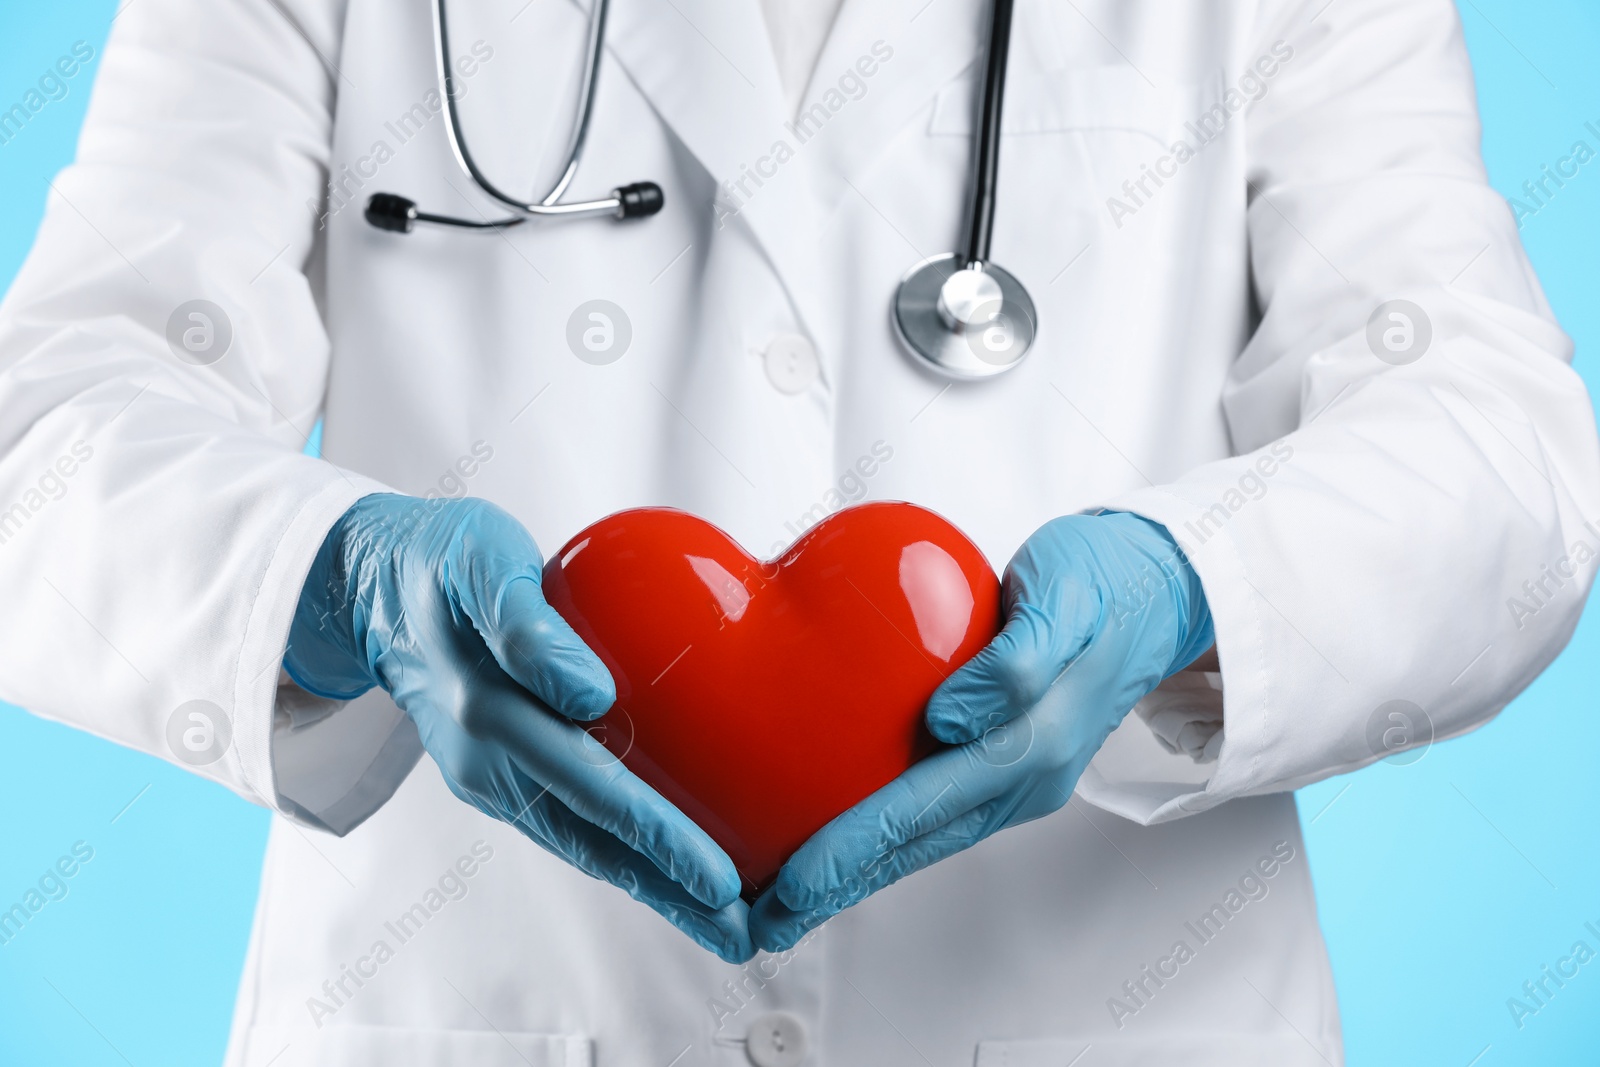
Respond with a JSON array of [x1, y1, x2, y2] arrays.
[[542, 502, 1002, 897]]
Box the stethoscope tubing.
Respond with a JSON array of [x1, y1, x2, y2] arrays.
[[370, 0, 1034, 378], [963, 0, 1014, 267], [433, 0, 623, 220]]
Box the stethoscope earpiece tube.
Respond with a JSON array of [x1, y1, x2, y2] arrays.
[[366, 0, 1030, 382], [616, 182, 665, 219], [362, 182, 664, 233], [365, 193, 418, 234], [363, 192, 537, 233], [363, 0, 661, 235]]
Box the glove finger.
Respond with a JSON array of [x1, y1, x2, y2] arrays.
[[472, 676, 741, 910], [425, 697, 742, 921], [446, 502, 614, 722], [752, 799, 1008, 953], [771, 738, 1023, 912], [483, 576, 616, 722], [925, 593, 1095, 745], [516, 785, 754, 963], [533, 753, 742, 912]]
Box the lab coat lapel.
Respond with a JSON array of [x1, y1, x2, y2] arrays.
[[597, 0, 987, 379], [736, 0, 987, 383], [601, 0, 838, 344], [602, 0, 787, 183]]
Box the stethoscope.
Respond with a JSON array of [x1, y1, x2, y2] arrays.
[[366, 0, 1035, 380]]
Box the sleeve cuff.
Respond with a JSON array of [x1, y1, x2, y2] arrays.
[[1074, 486, 1275, 825], [231, 467, 422, 835], [1137, 669, 1225, 762]]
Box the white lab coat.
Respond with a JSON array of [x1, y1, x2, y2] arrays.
[[1, 0, 1595, 1063]]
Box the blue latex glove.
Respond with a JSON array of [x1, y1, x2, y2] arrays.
[[284, 494, 752, 961], [749, 511, 1212, 950]]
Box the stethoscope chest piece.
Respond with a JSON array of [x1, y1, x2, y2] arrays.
[[894, 254, 1036, 380], [890, 0, 1037, 380]]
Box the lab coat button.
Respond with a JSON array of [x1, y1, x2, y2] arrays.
[[763, 334, 818, 395], [745, 1011, 807, 1067]]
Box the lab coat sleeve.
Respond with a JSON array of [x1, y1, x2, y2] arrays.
[[0, 0, 422, 834], [1076, 0, 1600, 823]]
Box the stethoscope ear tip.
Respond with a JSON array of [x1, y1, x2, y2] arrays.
[[616, 182, 665, 219], [365, 193, 419, 234]]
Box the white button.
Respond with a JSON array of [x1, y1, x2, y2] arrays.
[[763, 334, 818, 395], [745, 1011, 807, 1067]]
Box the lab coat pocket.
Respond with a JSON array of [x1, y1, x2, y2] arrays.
[[975, 1035, 1339, 1067], [236, 1024, 593, 1067], [925, 64, 1212, 264], [928, 64, 1200, 147]]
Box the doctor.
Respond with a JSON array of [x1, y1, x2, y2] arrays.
[[0, 0, 1595, 1064]]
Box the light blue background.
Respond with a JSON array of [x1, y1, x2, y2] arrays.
[[1, 2, 1596, 1063]]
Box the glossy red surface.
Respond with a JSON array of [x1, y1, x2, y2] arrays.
[[542, 502, 1002, 897]]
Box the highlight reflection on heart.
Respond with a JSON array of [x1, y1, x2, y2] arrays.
[[542, 502, 1002, 895]]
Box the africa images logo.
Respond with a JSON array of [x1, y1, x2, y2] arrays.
[[714, 41, 895, 228], [1107, 841, 1298, 1028], [0, 841, 95, 947], [1105, 42, 1295, 229], [0, 41, 96, 148]]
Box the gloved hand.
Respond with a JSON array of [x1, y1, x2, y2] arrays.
[[749, 511, 1212, 950], [284, 493, 752, 961]]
